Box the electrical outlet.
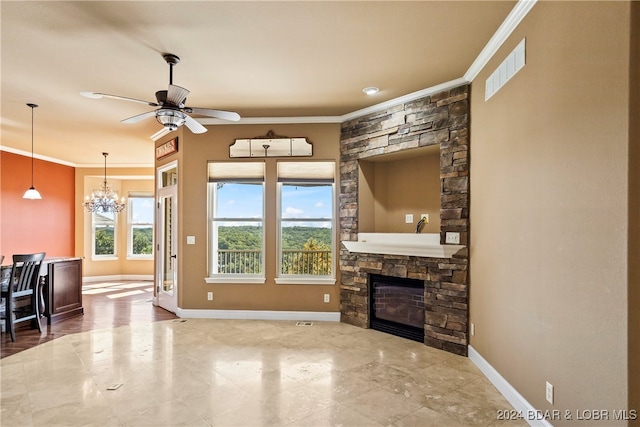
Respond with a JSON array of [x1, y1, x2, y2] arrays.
[[421, 214, 429, 224], [207, 291, 213, 301], [546, 381, 554, 404], [445, 232, 460, 244], [187, 236, 196, 245], [405, 214, 413, 223], [323, 294, 330, 303], [470, 322, 475, 336]]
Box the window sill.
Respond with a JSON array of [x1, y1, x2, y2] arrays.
[[275, 277, 336, 285], [91, 256, 118, 262], [205, 276, 266, 284], [126, 256, 153, 261]]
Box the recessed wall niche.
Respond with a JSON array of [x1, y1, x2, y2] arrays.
[[358, 144, 441, 234], [339, 85, 470, 355]]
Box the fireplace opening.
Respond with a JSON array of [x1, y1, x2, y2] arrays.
[[369, 274, 425, 343]]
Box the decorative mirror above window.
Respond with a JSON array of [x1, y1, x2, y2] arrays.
[[230, 130, 312, 158]]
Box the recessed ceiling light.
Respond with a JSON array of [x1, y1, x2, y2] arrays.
[[362, 87, 379, 95]]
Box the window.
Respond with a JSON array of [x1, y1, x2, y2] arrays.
[[128, 195, 154, 258], [93, 211, 117, 258], [207, 162, 265, 283], [277, 162, 335, 282]]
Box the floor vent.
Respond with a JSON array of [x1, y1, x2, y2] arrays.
[[296, 321, 313, 326], [173, 319, 188, 323]]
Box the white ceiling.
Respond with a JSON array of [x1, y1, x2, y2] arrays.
[[1, 1, 517, 167]]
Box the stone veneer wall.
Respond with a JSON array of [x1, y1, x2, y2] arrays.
[[339, 85, 470, 356]]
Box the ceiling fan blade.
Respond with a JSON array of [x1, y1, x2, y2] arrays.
[[121, 110, 157, 124], [166, 85, 190, 106], [187, 107, 241, 122], [183, 115, 207, 134], [81, 91, 158, 107]]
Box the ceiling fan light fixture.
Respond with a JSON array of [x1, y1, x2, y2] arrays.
[[156, 109, 186, 131]]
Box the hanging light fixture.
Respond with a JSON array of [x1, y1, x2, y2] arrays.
[[23, 103, 42, 200], [82, 152, 126, 213]]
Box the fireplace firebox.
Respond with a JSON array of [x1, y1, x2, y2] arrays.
[[369, 274, 425, 343]]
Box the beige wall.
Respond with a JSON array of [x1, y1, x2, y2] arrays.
[[470, 2, 632, 423], [628, 2, 640, 422], [75, 166, 154, 278], [158, 124, 341, 312], [358, 147, 440, 233]]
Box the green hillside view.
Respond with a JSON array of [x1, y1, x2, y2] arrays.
[[217, 225, 332, 275], [95, 227, 115, 255], [95, 227, 153, 255], [132, 227, 153, 254], [218, 226, 331, 249]]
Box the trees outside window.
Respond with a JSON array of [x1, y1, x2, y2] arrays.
[[278, 161, 335, 278], [206, 161, 335, 283], [93, 211, 116, 257], [129, 196, 154, 257], [208, 162, 265, 278], [279, 182, 333, 276]]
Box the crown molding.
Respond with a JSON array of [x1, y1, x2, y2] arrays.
[[1, 146, 153, 168], [197, 115, 343, 126], [76, 164, 154, 169], [341, 77, 469, 122], [0, 145, 77, 167], [464, 0, 537, 82]]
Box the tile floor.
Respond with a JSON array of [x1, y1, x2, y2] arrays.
[[1, 318, 525, 427], [1, 281, 176, 359]]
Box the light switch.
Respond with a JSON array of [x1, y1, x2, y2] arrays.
[[405, 214, 413, 223], [187, 236, 196, 245]]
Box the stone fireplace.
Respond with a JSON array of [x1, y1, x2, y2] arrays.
[[339, 85, 470, 356]]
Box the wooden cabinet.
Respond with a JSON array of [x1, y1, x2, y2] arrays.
[[43, 258, 83, 324]]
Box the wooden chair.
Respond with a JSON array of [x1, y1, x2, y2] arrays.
[[1, 252, 46, 342]]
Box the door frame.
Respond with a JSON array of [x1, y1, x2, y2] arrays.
[[155, 161, 178, 313]]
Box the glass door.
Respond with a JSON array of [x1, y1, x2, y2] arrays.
[[156, 163, 178, 313]]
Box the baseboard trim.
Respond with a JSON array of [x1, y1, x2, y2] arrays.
[[176, 309, 340, 322], [468, 345, 553, 427], [82, 275, 153, 283]]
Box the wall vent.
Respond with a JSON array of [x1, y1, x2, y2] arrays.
[[485, 38, 526, 101]]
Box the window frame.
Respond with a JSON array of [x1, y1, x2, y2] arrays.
[[275, 162, 336, 285], [91, 211, 118, 260], [206, 177, 266, 284], [127, 195, 154, 260]]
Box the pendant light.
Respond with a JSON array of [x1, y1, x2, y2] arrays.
[[23, 103, 42, 200]]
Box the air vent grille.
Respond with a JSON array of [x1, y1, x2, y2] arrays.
[[485, 38, 526, 101]]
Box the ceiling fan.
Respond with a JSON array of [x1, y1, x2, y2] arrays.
[[81, 53, 240, 134]]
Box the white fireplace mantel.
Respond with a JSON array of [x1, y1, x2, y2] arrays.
[[341, 233, 464, 258]]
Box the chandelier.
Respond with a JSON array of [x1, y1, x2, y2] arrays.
[[83, 152, 126, 213]]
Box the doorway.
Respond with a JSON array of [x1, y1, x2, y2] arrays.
[[156, 162, 178, 313]]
